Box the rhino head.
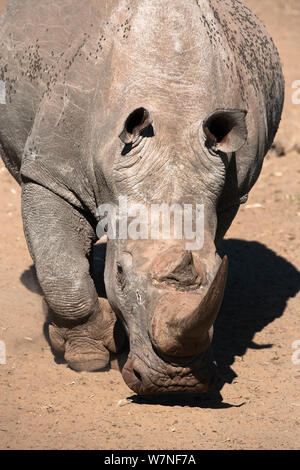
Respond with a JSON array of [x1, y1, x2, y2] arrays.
[[99, 105, 248, 394]]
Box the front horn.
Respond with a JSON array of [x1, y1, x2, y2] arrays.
[[149, 256, 228, 357]]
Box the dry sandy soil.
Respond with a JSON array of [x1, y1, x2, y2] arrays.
[[0, 0, 299, 451]]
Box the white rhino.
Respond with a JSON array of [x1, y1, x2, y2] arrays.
[[0, 0, 284, 394]]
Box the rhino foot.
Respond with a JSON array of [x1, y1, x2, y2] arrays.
[[47, 298, 126, 371], [65, 337, 110, 372], [48, 323, 68, 355]]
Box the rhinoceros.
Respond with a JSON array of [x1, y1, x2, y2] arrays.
[[0, 0, 284, 394]]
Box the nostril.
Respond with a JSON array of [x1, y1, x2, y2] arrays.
[[133, 368, 142, 383], [122, 360, 146, 394]]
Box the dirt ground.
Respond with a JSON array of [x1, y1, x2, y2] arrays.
[[0, 0, 299, 451]]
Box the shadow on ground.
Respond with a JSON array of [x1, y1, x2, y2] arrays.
[[214, 239, 300, 389], [20, 238, 300, 407], [20, 265, 43, 296]]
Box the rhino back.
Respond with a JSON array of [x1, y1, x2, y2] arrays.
[[204, 0, 284, 164], [0, 0, 116, 196]]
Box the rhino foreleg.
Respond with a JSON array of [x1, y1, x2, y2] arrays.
[[21, 182, 124, 371]]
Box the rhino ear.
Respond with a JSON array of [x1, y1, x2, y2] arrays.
[[203, 109, 248, 153], [119, 107, 153, 144]]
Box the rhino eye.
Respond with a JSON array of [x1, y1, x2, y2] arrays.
[[117, 263, 123, 273], [116, 263, 126, 289]]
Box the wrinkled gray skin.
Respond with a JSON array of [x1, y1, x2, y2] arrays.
[[0, 0, 284, 394]]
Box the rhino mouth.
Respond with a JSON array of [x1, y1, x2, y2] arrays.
[[122, 349, 216, 395]]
